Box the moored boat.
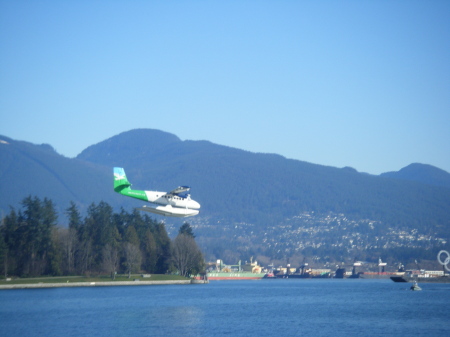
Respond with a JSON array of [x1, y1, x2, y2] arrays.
[[390, 274, 450, 283], [204, 271, 266, 280], [391, 251, 450, 283], [195, 258, 266, 280]]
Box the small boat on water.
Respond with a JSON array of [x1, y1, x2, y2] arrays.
[[410, 281, 422, 291]]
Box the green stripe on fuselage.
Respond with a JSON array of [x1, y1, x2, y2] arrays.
[[117, 187, 149, 202]]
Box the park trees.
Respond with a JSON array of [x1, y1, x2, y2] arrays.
[[0, 197, 205, 278], [0, 196, 60, 277], [171, 223, 204, 277], [123, 225, 141, 278]]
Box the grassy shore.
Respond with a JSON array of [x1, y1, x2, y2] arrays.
[[0, 274, 189, 286]]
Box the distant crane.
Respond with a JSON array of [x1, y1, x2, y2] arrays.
[[352, 259, 363, 277], [299, 257, 309, 275], [378, 258, 387, 274]]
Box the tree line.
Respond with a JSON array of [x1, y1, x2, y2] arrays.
[[0, 196, 204, 278]]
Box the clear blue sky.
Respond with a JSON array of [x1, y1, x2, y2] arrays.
[[1, 1, 449, 175]]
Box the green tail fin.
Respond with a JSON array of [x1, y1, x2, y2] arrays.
[[113, 167, 148, 201], [114, 167, 131, 192]]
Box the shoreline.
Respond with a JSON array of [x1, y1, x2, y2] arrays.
[[0, 279, 194, 290]]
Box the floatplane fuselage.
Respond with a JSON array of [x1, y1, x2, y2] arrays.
[[113, 167, 200, 217]]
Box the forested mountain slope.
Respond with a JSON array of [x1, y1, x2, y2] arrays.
[[381, 163, 450, 188], [0, 135, 111, 217], [77, 129, 450, 231], [2, 129, 450, 263], [1, 130, 450, 230]]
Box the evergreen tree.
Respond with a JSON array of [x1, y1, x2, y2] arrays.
[[123, 225, 141, 277], [141, 229, 157, 273], [153, 223, 172, 274], [48, 226, 62, 276], [21, 196, 41, 275], [124, 225, 140, 246], [19, 196, 58, 276], [1, 208, 19, 276], [83, 201, 116, 272], [179, 222, 195, 238], [42, 198, 60, 275], [0, 229, 7, 278], [66, 201, 82, 232]]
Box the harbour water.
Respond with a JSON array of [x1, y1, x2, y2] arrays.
[[1, 279, 449, 337]]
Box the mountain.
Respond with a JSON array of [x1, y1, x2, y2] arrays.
[[1, 129, 450, 263], [76, 129, 450, 228], [380, 163, 450, 189], [0, 135, 112, 216]]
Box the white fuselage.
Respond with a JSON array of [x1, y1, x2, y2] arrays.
[[144, 191, 201, 210]]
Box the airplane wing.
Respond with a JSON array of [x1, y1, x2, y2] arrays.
[[167, 186, 190, 196]]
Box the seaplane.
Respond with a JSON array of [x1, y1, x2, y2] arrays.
[[113, 167, 200, 217]]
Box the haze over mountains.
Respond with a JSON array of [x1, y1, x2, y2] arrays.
[[1, 129, 449, 263]]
